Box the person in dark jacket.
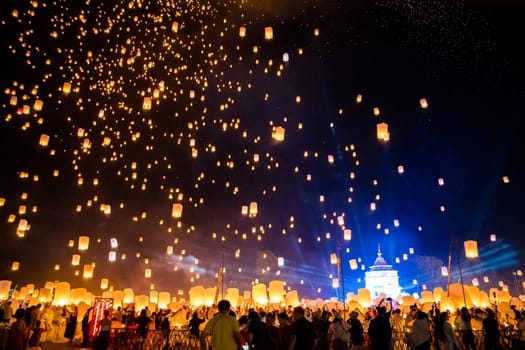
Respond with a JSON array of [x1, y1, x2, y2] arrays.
[[367, 306, 392, 350]]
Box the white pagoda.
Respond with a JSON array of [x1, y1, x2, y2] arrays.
[[365, 245, 401, 299]]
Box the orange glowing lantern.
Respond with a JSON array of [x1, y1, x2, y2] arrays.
[[249, 202, 258, 217], [63, 82, 71, 94], [39, 134, 49, 147], [78, 236, 89, 251], [83, 265, 94, 279], [330, 253, 338, 265], [71, 254, 80, 266], [123, 288, 134, 304], [158, 292, 170, 309], [145, 268, 152, 278], [490, 234, 496, 242], [108, 251, 116, 262], [100, 278, 109, 290], [135, 295, 149, 312], [269, 280, 284, 303], [189, 286, 205, 307], [52, 282, 71, 306], [239, 26, 246, 37], [285, 290, 300, 306], [419, 98, 428, 109], [142, 97, 152, 110], [349, 259, 358, 270], [11, 261, 20, 271], [171, 21, 179, 33], [358, 288, 371, 307], [252, 283, 268, 305], [33, 100, 43, 111], [464, 240, 479, 258], [264, 26, 273, 40], [332, 279, 340, 288], [0, 280, 12, 299], [376, 122, 390, 141], [272, 126, 285, 141], [241, 205, 248, 215], [172, 203, 183, 218], [343, 229, 352, 241]]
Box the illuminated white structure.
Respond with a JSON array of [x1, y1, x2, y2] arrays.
[[365, 245, 401, 299]]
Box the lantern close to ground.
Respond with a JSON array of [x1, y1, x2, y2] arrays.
[[464, 240, 479, 258], [357, 288, 371, 308], [0, 280, 12, 299], [52, 282, 71, 306], [268, 280, 284, 303], [252, 283, 268, 305]]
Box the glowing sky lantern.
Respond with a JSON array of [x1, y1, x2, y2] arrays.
[[239, 26, 246, 38], [332, 278, 339, 288], [71, 254, 80, 266], [241, 205, 248, 215], [110, 238, 118, 248], [189, 285, 205, 307], [142, 97, 152, 110], [349, 259, 358, 270], [204, 288, 216, 306], [285, 290, 300, 306], [108, 251, 116, 261], [135, 295, 149, 312], [78, 236, 89, 251], [52, 282, 71, 306], [225, 288, 239, 308], [62, 82, 71, 94], [39, 134, 49, 147], [264, 26, 273, 40], [123, 288, 134, 304], [83, 264, 94, 279], [0, 280, 12, 300], [376, 122, 390, 141], [419, 98, 429, 109], [282, 53, 289, 63], [343, 229, 352, 241], [441, 266, 448, 276], [11, 261, 20, 271], [397, 165, 404, 174], [464, 240, 479, 258], [145, 268, 152, 278], [158, 292, 170, 309], [149, 290, 158, 304], [171, 203, 183, 218], [357, 288, 371, 307], [330, 253, 338, 265], [252, 283, 268, 305], [277, 257, 284, 266], [269, 280, 285, 303], [373, 107, 380, 116], [249, 202, 258, 217], [272, 126, 285, 141], [171, 21, 179, 33], [356, 94, 363, 103], [100, 278, 109, 290]]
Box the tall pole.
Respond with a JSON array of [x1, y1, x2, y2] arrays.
[[447, 243, 452, 297], [338, 243, 346, 316]]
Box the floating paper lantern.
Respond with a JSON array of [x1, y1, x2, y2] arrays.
[[421, 291, 434, 304], [108, 251, 116, 262], [145, 268, 152, 278], [166, 246, 173, 255], [78, 236, 89, 251], [441, 266, 448, 276], [376, 122, 390, 141], [249, 202, 258, 217], [63, 82, 71, 94], [33, 100, 43, 111], [239, 26, 246, 37], [373, 107, 380, 116], [189, 286, 205, 307], [123, 288, 134, 304], [356, 94, 363, 103], [0, 280, 12, 300], [241, 205, 248, 215], [282, 53, 289, 62], [149, 291, 158, 304], [83, 265, 94, 279], [52, 282, 71, 306], [17, 219, 28, 232], [172, 203, 183, 218], [11, 261, 19, 271], [343, 229, 352, 241], [490, 234, 496, 242], [100, 278, 109, 290], [397, 165, 404, 174], [277, 257, 284, 266], [264, 26, 273, 40], [38, 288, 51, 303], [332, 279, 339, 288], [110, 237, 118, 248], [419, 98, 428, 109], [135, 295, 149, 312], [142, 97, 152, 110], [71, 254, 80, 266], [464, 240, 479, 258], [272, 126, 285, 141], [204, 288, 216, 306], [158, 292, 170, 309], [39, 134, 49, 147], [285, 290, 300, 306], [330, 253, 338, 265], [357, 288, 371, 307], [171, 21, 179, 33], [225, 288, 239, 308], [349, 259, 358, 270], [252, 283, 268, 305], [269, 280, 284, 303]]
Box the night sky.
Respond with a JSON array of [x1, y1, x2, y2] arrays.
[[0, 0, 524, 300]]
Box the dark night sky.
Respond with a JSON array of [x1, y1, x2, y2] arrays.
[[0, 0, 524, 300]]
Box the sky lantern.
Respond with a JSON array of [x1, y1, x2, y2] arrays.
[[33, 99, 43, 111], [314, 28, 320, 36], [249, 202, 258, 217], [71, 254, 80, 266], [332, 278, 339, 288], [110, 238, 118, 248], [78, 236, 90, 251], [269, 280, 285, 303], [172, 203, 183, 218], [357, 288, 371, 307], [11, 261, 20, 271], [464, 240, 479, 258], [343, 229, 352, 241], [135, 295, 149, 312], [441, 266, 448, 276], [100, 278, 109, 290], [376, 122, 390, 141], [502, 176, 510, 183], [356, 94, 363, 103], [330, 253, 338, 265], [150, 290, 158, 303], [52, 282, 71, 306], [373, 107, 380, 116], [0, 280, 12, 300], [225, 288, 239, 308], [419, 98, 429, 109], [282, 53, 289, 62], [145, 268, 152, 278], [62, 82, 71, 94], [438, 178, 445, 186], [189, 286, 205, 307], [142, 97, 152, 110], [158, 292, 170, 309], [421, 290, 434, 304], [285, 290, 300, 306], [39, 134, 50, 147], [241, 205, 248, 215], [349, 259, 358, 270], [108, 251, 116, 262], [272, 126, 285, 141], [252, 283, 268, 305], [204, 288, 216, 306], [490, 234, 496, 242], [264, 26, 273, 40], [123, 288, 134, 304], [239, 26, 246, 37], [9, 96, 17, 106], [83, 264, 94, 279], [277, 257, 284, 266], [397, 165, 404, 174], [171, 21, 179, 33]]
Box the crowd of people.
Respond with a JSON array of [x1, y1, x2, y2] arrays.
[[1, 296, 525, 350]]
